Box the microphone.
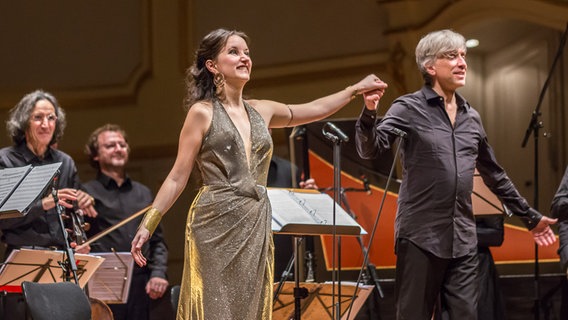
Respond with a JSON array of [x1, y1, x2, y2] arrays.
[[390, 127, 408, 138], [361, 175, 372, 195], [324, 122, 349, 142]]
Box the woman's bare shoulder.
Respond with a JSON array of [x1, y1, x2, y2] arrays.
[[187, 100, 214, 117]]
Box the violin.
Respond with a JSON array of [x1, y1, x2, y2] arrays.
[[62, 203, 90, 246]]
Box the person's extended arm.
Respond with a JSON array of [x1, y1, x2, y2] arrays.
[[355, 92, 410, 160], [250, 74, 387, 128], [477, 136, 556, 246], [131, 102, 210, 267]]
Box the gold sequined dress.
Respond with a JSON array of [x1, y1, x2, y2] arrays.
[[177, 99, 274, 319]]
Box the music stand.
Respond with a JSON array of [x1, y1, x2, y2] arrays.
[[0, 162, 62, 219], [87, 252, 134, 304], [272, 281, 373, 320], [0, 249, 104, 289], [472, 171, 508, 216], [269, 188, 366, 320]]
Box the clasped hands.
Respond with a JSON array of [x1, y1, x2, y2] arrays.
[[358, 75, 387, 111]]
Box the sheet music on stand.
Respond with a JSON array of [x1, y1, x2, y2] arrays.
[[0, 162, 62, 219], [268, 188, 366, 236], [87, 252, 134, 304], [0, 249, 104, 289]]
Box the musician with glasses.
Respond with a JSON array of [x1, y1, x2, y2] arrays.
[[355, 29, 557, 319], [0, 89, 96, 319], [83, 123, 169, 320]]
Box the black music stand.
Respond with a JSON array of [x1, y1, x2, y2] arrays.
[[269, 188, 366, 320], [0, 249, 104, 318], [472, 171, 508, 216], [0, 162, 85, 284], [0, 162, 62, 219], [0, 249, 104, 289]]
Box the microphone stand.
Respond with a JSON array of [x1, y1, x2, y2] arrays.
[[318, 184, 385, 299], [520, 22, 568, 320], [273, 238, 301, 303], [51, 172, 79, 284], [345, 127, 406, 320], [322, 123, 347, 320]]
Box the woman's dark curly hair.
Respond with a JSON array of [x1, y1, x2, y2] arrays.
[[184, 28, 250, 109], [6, 90, 66, 146]]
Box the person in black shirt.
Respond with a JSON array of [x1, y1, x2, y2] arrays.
[[355, 29, 557, 319], [268, 155, 301, 189], [551, 166, 568, 270], [0, 90, 96, 319], [0, 90, 96, 255], [550, 165, 568, 319], [83, 124, 169, 320]]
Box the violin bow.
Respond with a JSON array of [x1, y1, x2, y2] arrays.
[[81, 205, 151, 247]]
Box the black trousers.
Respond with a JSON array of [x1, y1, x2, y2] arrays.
[[395, 238, 479, 320]]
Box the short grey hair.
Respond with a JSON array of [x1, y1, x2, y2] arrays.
[[415, 29, 466, 85], [6, 90, 67, 146]]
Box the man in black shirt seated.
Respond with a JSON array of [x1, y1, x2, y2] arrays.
[[83, 124, 169, 320]]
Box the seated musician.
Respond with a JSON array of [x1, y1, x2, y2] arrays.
[[0, 90, 96, 319], [83, 124, 169, 320]]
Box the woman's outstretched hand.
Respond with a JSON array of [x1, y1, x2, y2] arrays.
[[131, 227, 151, 267], [355, 74, 388, 94]]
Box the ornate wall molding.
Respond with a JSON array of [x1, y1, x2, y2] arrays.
[[0, 0, 153, 109]]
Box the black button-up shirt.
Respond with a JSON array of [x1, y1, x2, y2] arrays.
[[83, 173, 168, 279], [550, 166, 568, 271], [0, 143, 80, 251], [356, 85, 542, 259]]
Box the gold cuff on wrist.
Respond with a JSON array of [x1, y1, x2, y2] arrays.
[[140, 207, 162, 236]]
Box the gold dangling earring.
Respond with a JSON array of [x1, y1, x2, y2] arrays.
[[214, 73, 225, 95]]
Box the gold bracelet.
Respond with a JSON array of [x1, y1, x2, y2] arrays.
[[285, 104, 294, 127], [140, 207, 162, 236], [346, 86, 358, 100]]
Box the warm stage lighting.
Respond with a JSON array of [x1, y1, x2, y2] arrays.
[[466, 38, 479, 48]]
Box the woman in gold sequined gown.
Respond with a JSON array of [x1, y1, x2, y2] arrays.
[[131, 28, 388, 320]]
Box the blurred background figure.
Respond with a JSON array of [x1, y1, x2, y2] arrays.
[[550, 166, 568, 320], [83, 124, 169, 320]]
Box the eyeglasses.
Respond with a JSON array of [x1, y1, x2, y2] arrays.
[[30, 113, 58, 124]]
